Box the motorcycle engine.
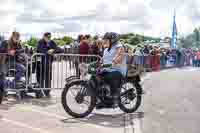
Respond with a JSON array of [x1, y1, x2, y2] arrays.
[[98, 83, 115, 106], [99, 84, 111, 97]]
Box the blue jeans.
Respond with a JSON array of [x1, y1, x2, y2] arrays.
[[7, 63, 25, 89], [14, 63, 26, 81]]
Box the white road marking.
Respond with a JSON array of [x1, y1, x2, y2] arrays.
[[186, 68, 199, 71], [16, 105, 143, 132], [1, 103, 144, 133], [133, 118, 143, 133], [15, 105, 103, 129], [100, 121, 110, 126], [16, 106, 66, 119], [157, 109, 166, 115], [2, 118, 52, 133], [124, 114, 143, 133]]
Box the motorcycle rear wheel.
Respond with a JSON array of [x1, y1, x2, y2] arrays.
[[61, 80, 96, 118]]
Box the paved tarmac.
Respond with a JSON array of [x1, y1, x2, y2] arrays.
[[0, 67, 200, 133]]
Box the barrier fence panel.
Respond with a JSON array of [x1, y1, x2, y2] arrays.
[[128, 55, 161, 72], [0, 53, 29, 93], [0, 52, 195, 97], [128, 53, 194, 72], [29, 53, 101, 91]]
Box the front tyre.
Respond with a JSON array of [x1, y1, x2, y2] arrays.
[[119, 82, 142, 113], [61, 80, 96, 118]]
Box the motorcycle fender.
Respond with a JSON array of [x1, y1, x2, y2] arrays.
[[134, 75, 141, 82], [65, 79, 96, 97], [134, 82, 143, 95], [65, 76, 80, 84], [127, 75, 141, 83]]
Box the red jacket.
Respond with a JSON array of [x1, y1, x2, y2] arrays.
[[79, 42, 89, 55]]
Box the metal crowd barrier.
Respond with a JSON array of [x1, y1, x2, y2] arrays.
[[0, 52, 195, 96], [0, 52, 29, 92], [28, 53, 195, 92], [129, 53, 194, 72], [192, 53, 200, 67], [127, 54, 161, 72], [29, 53, 101, 91]]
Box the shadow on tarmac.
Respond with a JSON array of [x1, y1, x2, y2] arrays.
[[0, 94, 57, 110], [0, 101, 19, 111], [61, 112, 144, 128], [21, 97, 57, 107], [0, 95, 21, 111]]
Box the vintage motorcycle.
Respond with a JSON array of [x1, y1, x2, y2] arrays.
[[61, 61, 144, 118]]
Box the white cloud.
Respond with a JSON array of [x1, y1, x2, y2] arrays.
[[0, 0, 200, 38], [0, 0, 16, 32]]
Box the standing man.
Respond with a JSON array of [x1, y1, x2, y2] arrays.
[[36, 32, 58, 98]]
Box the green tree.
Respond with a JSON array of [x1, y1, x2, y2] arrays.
[[62, 36, 73, 45], [179, 28, 200, 48], [26, 37, 39, 48], [53, 38, 66, 46], [128, 35, 142, 46], [120, 33, 161, 46], [194, 28, 200, 42], [58, 40, 66, 46]]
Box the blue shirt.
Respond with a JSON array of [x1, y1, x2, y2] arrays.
[[103, 43, 127, 76]]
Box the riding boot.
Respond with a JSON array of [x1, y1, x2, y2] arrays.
[[96, 102, 107, 109], [112, 91, 120, 107]]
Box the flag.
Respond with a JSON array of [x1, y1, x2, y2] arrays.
[[171, 12, 178, 49]]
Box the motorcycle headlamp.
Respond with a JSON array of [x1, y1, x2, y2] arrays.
[[79, 63, 88, 76]]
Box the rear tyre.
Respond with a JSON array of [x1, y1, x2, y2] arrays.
[[61, 80, 96, 118], [119, 82, 142, 113]]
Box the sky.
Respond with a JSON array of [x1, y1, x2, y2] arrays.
[[0, 0, 200, 39]]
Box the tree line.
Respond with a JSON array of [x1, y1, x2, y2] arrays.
[[1, 29, 199, 49], [179, 28, 200, 49]]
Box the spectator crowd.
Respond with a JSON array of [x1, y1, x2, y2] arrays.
[[56, 34, 200, 71], [1, 32, 200, 74], [1, 31, 200, 100]]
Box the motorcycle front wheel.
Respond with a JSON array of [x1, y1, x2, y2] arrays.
[[61, 80, 96, 118], [118, 82, 142, 113]]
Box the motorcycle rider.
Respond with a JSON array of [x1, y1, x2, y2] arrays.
[[97, 32, 127, 108]]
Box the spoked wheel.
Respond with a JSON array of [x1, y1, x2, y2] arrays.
[[61, 80, 96, 118], [118, 82, 142, 113]]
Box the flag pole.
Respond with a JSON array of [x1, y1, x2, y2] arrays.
[[171, 9, 177, 49]]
